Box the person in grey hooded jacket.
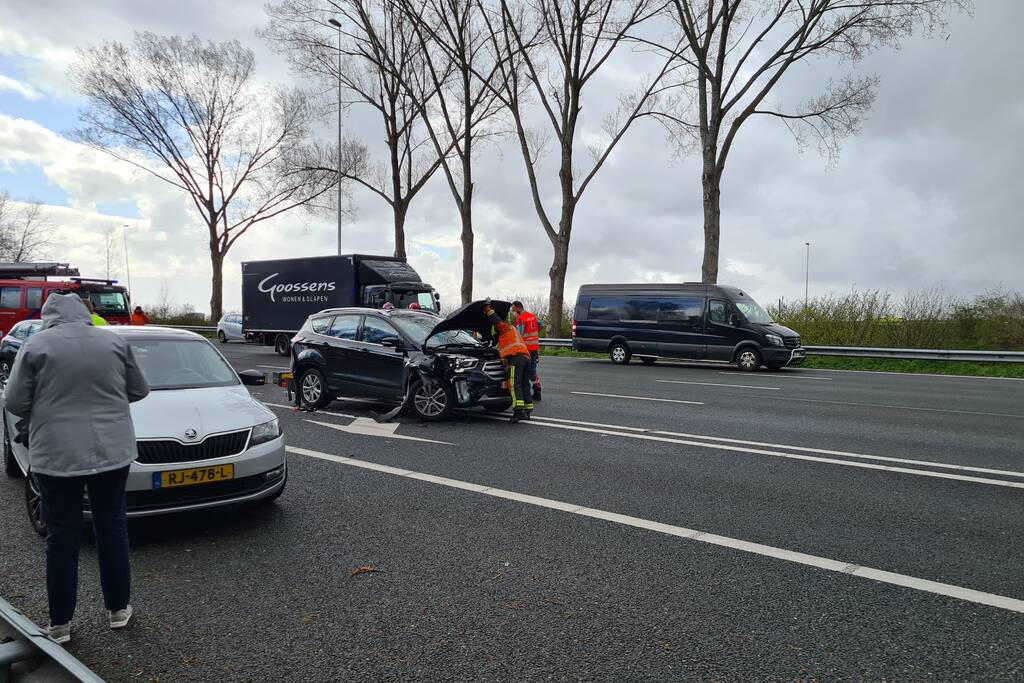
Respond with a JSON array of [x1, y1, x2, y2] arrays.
[[5, 293, 149, 644]]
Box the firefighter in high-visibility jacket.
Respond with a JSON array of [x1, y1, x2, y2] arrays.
[[512, 301, 542, 401], [484, 303, 533, 423]]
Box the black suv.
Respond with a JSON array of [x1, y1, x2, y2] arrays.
[[290, 301, 512, 420]]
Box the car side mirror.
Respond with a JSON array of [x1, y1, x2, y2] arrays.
[[239, 369, 266, 386], [381, 337, 402, 350]]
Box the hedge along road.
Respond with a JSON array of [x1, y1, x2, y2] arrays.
[[0, 341, 1020, 682]]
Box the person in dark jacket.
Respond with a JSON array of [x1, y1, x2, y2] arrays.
[[5, 293, 149, 644]]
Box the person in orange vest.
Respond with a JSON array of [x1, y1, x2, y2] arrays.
[[130, 306, 149, 326], [512, 301, 542, 402], [483, 302, 533, 423]]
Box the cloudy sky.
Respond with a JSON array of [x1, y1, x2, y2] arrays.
[[0, 1, 1020, 316]]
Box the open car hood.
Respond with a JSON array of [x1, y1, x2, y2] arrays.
[[426, 299, 512, 346]]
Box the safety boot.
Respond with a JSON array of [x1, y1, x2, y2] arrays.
[[509, 410, 525, 423]]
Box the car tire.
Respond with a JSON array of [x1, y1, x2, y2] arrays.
[[25, 472, 46, 537], [640, 357, 657, 366], [218, 330, 227, 344], [609, 342, 631, 365], [736, 348, 763, 371], [274, 334, 291, 356], [0, 359, 11, 383], [298, 368, 332, 410], [4, 419, 21, 478], [409, 378, 453, 421]]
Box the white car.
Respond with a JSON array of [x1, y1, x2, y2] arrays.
[[217, 312, 244, 343], [3, 327, 286, 535]]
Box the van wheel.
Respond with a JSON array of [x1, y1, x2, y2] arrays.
[[609, 342, 631, 365], [736, 348, 762, 371], [640, 357, 657, 366], [26, 472, 47, 537], [274, 334, 291, 356], [298, 369, 332, 409], [410, 378, 453, 421]]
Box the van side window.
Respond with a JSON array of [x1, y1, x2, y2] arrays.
[[26, 288, 43, 310], [588, 297, 625, 321], [708, 300, 731, 325], [622, 299, 659, 321], [0, 287, 22, 309], [659, 298, 703, 324]]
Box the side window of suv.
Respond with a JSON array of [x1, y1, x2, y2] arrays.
[[329, 315, 360, 340], [708, 300, 731, 325], [310, 316, 332, 334], [362, 317, 398, 344]]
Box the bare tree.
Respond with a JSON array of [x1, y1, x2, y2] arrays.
[[264, 0, 444, 258], [69, 32, 341, 321], [100, 225, 120, 280], [657, 0, 970, 284], [0, 192, 53, 263], [394, 0, 505, 303], [482, 0, 681, 335]]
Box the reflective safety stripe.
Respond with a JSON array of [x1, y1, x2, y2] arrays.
[[498, 327, 529, 358]]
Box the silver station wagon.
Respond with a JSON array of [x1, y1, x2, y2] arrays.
[[3, 327, 286, 535]]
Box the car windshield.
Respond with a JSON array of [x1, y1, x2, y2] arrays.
[[734, 298, 774, 324], [89, 290, 129, 315], [390, 314, 480, 348], [129, 338, 239, 390]]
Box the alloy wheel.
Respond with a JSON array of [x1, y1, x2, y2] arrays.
[[413, 383, 448, 418], [0, 360, 9, 383], [301, 374, 322, 405], [25, 474, 46, 536], [738, 350, 760, 370]]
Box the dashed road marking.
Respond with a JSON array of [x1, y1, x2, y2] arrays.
[[286, 445, 1024, 614], [718, 372, 832, 381], [656, 379, 781, 390], [571, 391, 704, 405]]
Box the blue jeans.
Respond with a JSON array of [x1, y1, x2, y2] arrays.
[[35, 466, 131, 625]]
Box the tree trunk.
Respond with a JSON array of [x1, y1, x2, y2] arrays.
[[460, 204, 473, 304], [700, 157, 722, 284], [393, 203, 407, 258], [547, 208, 572, 338], [209, 248, 224, 323]]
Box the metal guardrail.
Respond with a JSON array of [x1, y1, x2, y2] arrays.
[[0, 596, 105, 682], [538, 339, 1024, 363], [155, 328, 1023, 363]]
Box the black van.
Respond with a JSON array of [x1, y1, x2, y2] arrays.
[[572, 284, 805, 371]]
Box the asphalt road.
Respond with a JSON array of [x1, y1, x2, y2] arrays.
[[2, 341, 1022, 681]]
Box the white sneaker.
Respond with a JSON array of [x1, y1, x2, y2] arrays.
[[48, 623, 71, 644], [109, 604, 133, 629]]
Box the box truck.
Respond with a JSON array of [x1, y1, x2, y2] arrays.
[[241, 254, 440, 355]]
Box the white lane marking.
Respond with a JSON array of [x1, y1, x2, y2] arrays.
[[264, 402, 357, 419], [807, 368, 1024, 382], [494, 418, 1024, 490], [528, 415, 1024, 479], [285, 445, 1024, 614], [656, 379, 780, 390], [719, 372, 832, 381], [571, 391, 704, 405], [306, 418, 453, 445], [768, 396, 1024, 419]]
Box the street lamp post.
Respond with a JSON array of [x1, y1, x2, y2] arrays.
[[328, 18, 343, 256], [804, 241, 810, 308], [122, 224, 133, 301]]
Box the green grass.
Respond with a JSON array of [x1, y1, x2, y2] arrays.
[[540, 346, 1024, 378]]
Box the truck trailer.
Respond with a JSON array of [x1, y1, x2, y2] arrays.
[[241, 254, 440, 355]]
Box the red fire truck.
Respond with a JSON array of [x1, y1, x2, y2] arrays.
[[0, 263, 132, 335]]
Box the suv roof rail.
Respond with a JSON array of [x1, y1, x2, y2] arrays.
[[0, 262, 80, 278]]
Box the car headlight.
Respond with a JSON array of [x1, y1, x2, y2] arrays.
[[453, 356, 479, 371], [765, 333, 784, 347], [249, 418, 281, 447]]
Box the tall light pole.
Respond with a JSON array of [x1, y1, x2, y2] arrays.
[[328, 18, 343, 256], [804, 241, 810, 308], [122, 224, 133, 301]]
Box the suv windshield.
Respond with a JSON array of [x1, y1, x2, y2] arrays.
[[734, 298, 774, 324], [129, 339, 239, 390], [390, 314, 479, 348]]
